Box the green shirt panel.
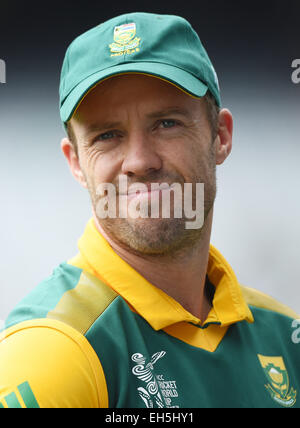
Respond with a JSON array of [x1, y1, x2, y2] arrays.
[[86, 297, 300, 408]]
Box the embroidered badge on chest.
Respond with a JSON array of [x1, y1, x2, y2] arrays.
[[258, 354, 297, 407]]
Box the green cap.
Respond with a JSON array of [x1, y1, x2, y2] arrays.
[[59, 12, 221, 123]]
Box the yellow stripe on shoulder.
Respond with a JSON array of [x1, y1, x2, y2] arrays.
[[47, 270, 118, 336], [241, 286, 300, 320]]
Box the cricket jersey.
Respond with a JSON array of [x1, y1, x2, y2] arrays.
[[0, 218, 299, 408]]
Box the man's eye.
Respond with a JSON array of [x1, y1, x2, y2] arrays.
[[97, 131, 116, 141], [159, 119, 178, 129]]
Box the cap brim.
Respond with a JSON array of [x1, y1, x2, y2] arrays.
[[60, 62, 208, 123]]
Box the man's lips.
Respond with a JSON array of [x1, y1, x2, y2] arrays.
[[119, 183, 177, 200]]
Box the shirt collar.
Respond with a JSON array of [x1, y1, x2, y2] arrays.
[[75, 219, 254, 330]]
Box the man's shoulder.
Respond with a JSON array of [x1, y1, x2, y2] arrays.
[[1, 263, 114, 408], [240, 285, 299, 320], [4, 263, 118, 335], [4, 262, 82, 330]]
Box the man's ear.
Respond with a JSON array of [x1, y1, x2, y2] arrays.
[[215, 109, 233, 165], [61, 138, 88, 188]]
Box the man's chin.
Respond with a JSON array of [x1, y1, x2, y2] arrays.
[[98, 216, 202, 256]]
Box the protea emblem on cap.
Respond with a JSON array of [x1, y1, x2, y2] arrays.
[[109, 23, 141, 56]]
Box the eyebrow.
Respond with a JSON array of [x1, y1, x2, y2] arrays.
[[83, 106, 193, 138], [147, 107, 193, 120], [84, 121, 122, 137]]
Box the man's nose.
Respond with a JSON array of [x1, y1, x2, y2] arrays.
[[121, 132, 162, 177]]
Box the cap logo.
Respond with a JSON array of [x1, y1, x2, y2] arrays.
[[109, 23, 141, 57]]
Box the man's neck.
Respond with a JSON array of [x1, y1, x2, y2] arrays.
[[93, 211, 213, 322]]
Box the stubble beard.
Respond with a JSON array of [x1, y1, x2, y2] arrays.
[[87, 147, 217, 259]]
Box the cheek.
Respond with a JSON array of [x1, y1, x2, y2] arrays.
[[83, 149, 121, 187], [164, 136, 211, 181]]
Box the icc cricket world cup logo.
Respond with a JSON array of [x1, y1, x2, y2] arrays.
[[131, 351, 180, 408]]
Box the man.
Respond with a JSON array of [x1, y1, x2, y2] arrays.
[[0, 12, 299, 409]]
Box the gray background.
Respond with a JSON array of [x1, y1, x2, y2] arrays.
[[0, 0, 299, 320]]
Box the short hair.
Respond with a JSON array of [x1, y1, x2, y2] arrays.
[[66, 121, 78, 155], [66, 91, 220, 155], [204, 90, 220, 141]]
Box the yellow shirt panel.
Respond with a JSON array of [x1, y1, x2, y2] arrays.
[[0, 319, 108, 408]]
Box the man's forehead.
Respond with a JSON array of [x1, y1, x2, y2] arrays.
[[72, 73, 204, 124]]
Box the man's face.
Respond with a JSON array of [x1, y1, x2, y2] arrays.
[[68, 74, 227, 256]]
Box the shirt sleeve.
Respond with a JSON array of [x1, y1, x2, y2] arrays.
[[0, 319, 108, 408]]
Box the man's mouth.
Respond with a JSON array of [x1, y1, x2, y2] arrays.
[[120, 183, 177, 201]]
